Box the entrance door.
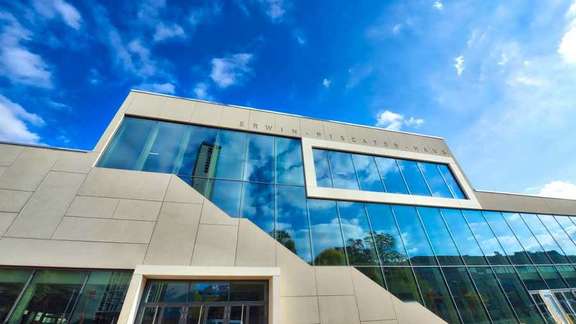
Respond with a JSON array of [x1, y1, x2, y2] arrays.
[[532, 290, 576, 324], [138, 304, 263, 324]]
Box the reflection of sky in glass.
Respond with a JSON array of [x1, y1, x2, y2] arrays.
[[241, 183, 274, 233], [308, 199, 346, 265], [276, 138, 304, 185], [482, 211, 531, 265], [521, 213, 569, 264], [538, 214, 576, 262], [275, 185, 312, 263], [393, 205, 436, 265], [417, 207, 462, 265], [397, 160, 431, 196], [375, 157, 409, 194], [417, 162, 452, 198], [501, 212, 551, 265], [438, 165, 466, 199], [365, 203, 408, 265], [313, 149, 333, 187], [210, 180, 242, 217], [351, 154, 384, 192], [462, 210, 509, 265], [338, 202, 379, 265], [244, 133, 274, 183], [327, 150, 359, 190], [440, 209, 487, 265]]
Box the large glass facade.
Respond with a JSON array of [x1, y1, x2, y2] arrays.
[[312, 148, 466, 199], [0, 267, 131, 323], [97, 117, 576, 324]]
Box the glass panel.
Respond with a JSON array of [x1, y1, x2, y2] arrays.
[[397, 160, 431, 196], [244, 133, 274, 183], [516, 266, 548, 290], [437, 164, 466, 199], [98, 117, 155, 170], [441, 209, 487, 265], [374, 157, 409, 194], [531, 293, 555, 323], [539, 215, 576, 263], [204, 179, 242, 217], [351, 154, 385, 192], [275, 137, 304, 185], [190, 282, 229, 302], [463, 210, 509, 265], [483, 211, 532, 265], [365, 204, 409, 265], [230, 282, 266, 301], [355, 267, 386, 288], [162, 307, 182, 324], [308, 199, 346, 265], [417, 207, 462, 265], [413, 267, 460, 323], [69, 271, 131, 323], [418, 162, 452, 198], [0, 269, 32, 322], [382, 267, 422, 303], [442, 267, 490, 323], [186, 306, 203, 324], [556, 265, 576, 287], [493, 266, 544, 324], [555, 216, 576, 243], [393, 205, 436, 266], [241, 183, 275, 234], [140, 306, 159, 324], [559, 292, 576, 322], [175, 126, 218, 178], [275, 186, 313, 263], [502, 212, 552, 265], [230, 305, 245, 324], [468, 267, 518, 324], [8, 270, 87, 323], [337, 202, 379, 265], [142, 121, 188, 173], [145, 280, 189, 303], [537, 266, 568, 289], [214, 130, 247, 180], [247, 305, 265, 324], [327, 150, 359, 189], [522, 213, 570, 264], [313, 149, 333, 187], [205, 306, 226, 324]]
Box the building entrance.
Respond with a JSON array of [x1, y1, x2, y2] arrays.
[[531, 289, 576, 324], [136, 280, 267, 324]]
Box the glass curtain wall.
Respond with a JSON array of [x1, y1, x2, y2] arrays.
[[0, 267, 131, 323], [98, 117, 576, 324]]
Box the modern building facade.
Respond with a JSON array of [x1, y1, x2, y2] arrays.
[[2, 90, 576, 323]]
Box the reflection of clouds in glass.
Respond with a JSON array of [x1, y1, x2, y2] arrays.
[[310, 220, 343, 256]]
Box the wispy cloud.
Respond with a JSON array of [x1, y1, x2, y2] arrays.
[[258, 0, 288, 22], [534, 180, 576, 199], [322, 78, 331, 88], [0, 95, 44, 144], [33, 0, 83, 29], [454, 55, 465, 76], [153, 23, 186, 42], [136, 82, 176, 94], [433, 1, 444, 11], [558, 2, 576, 64], [375, 110, 424, 131], [0, 13, 52, 88], [193, 82, 211, 100], [346, 65, 373, 89], [210, 53, 253, 88]]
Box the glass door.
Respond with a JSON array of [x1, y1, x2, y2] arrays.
[[538, 290, 572, 324]]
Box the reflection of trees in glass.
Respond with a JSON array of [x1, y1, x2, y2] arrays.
[[275, 230, 296, 253], [369, 232, 407, 265], [314, 248, 347, 265]]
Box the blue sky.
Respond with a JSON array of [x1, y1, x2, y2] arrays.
[[1, 0, 576, 198]]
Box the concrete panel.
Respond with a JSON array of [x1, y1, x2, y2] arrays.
[[79, 168, 170, 201], [318, 295, 360, 324], [114, 199, 161, 221], [273, 114, 301, 137], [164, 176, 204, 204], [219, 106, 250, 130], [276, 245, 316, 297], [235, 220, 276, 266], [0, 144, 23, 166], [315, 267, 354, 296], [545, 198, 576, 216], [279, 296, 320, 324], [144, 202, 201, 265], [0, 148, 58, 191], [200, 200, 239, 226], [0, 189, 31, 212], [53, 217, 154, 243], [393, 298, 446, 324], [476, 191, 555, 215], [7, 172, 85, 239], [323, 121, 348, 143], [126, 92, 171, 117], [0, 212, 16, 235], [191, 224, 237, 266], [351, 268, 396, 321], [249, 110, 281, 135], [0, 167, 6, 178], [66, 196, 119, 218], [189, 101, 222, 126], [52, 151, 96, 173], [0, 237, 147, 269], [300, 119, 326, 140]]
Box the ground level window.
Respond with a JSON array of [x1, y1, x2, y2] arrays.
[[137, 280, 268, 324]]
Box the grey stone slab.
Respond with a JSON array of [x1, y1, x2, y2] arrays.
[[0, 144, 23, 166], [0, 167, 6, 178], [235, 220, 276, 266], [66, 196, 119, 218], [53, 217, 155, 243], [144, 202, 202, 265], [0, 148, 58, 191], [114, 199, 161, 221], [79, 168, 170, 201], [315, 267, 354, 296], [52, 151, 97, 173], [6, 172, 85, 239], [191, 224, 237, 266], [0, 189, 31, 212], [318, 295, 360, 324], [0, 237, 147, 269], [164, 176, 204, 204], [0, 212, 17, 235]]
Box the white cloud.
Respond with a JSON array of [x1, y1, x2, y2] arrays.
[[293, 30, 306, 45], [33, 0, 82, 29], [375, 110, 424, 131], [153, 23, 186, 42], [536, 180, 576, 199], [392, 24, 402, 35], [193, 82, 211, 100], [210, 53, 253, 88], [322, 78, 331, 88], [259, 0, 287, 22], [454, 55, 465, 76], [559, 24, 576, 64], [346, 65, 374, 89], [433, 1, 444, 11], [0, 13, 52, 88], [0, 95, 44, 144], [136, 82, 176, 94]]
